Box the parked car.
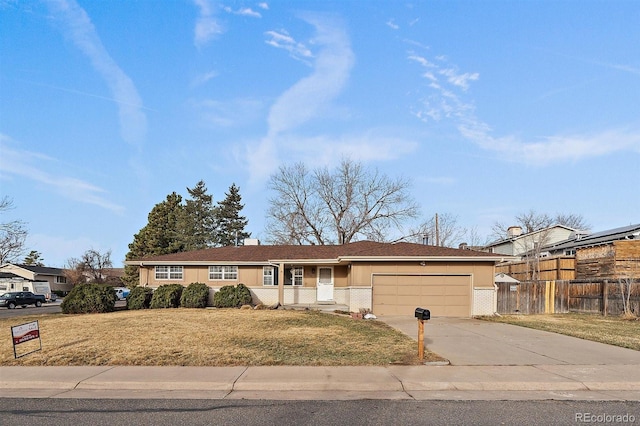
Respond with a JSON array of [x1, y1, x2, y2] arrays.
[[0, 291, 46, 309], [114, 287, 130, 300]]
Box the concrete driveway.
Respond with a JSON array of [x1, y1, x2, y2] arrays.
[[379, 316, 640, 366]]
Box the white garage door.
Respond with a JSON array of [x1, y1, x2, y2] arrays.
[[372, 274, 472, 317]]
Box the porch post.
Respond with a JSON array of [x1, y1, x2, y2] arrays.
[[278, 262, 285, 306]]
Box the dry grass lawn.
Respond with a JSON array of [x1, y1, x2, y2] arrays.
[[0, 309, 444, 366], [480, 313, 640, 351]]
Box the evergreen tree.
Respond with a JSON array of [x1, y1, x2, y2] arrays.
[[181, 180, 216, 251], [23, 250, 44, 266], [215, 183, 250, 246], [123, 192, 185, 286]]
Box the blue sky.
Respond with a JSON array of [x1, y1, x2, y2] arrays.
[[1, 0, 639, 267]]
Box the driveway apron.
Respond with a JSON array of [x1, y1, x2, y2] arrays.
[[378, 316, 640, 366]]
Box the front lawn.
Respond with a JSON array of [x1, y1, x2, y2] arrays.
[[0, 309, 444, 366], [479, 313, 640, 351]]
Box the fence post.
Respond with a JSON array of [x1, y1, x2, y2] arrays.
[[602, 280, 608, 317]]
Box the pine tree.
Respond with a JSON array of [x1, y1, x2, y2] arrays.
[[215, 183, 250, 246], [181, 180, 216, 251], [123, 192, 185, 286], [23, 250, 45, 266]]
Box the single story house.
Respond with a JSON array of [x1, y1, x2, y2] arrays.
[[125, 241, 512, 317], [0, 263, 70, 292]]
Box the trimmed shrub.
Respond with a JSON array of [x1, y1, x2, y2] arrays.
[[236, 283, 252, 305], [126, 286, 154, 310], [61, 283, 116, 314], [150, 284, 184, 309], [180, 282, 210, 308], [213, 283, 253, 308]]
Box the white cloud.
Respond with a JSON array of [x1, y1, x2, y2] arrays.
[[45, 0, 147, 147], [266, 14, 354, 137], [193, 0, 224, 47], [459, 124, 640, 165], [258, 3, 269, 10], [191, 70, 219, 87], [223, 6, 261, 18], [251, 14, 355, 182], [265, 30, 313, 63], [0, 135, 125, 214], [439, 68, 479, 91], [386, 19, 399, 30]]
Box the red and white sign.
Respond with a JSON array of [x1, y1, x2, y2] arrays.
[[11, 321, 40, 346]]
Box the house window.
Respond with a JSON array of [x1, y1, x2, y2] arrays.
[[209, 266, 238, 280], [284, 267, 303, 286], [155, 266, 183, 280], [263, 266, 275, 286], [55, 276, 67, 284]]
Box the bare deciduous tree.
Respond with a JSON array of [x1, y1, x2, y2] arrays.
[[266, 159, 419, 245], [0, 196, 28, 264], [618, 259, 639, 318], [407, 213, 467, 248], [65, 249, 114, 285], [491, 210, 590, 241]]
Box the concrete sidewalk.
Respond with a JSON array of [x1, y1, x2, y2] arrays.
[[2, 365, 640, 401]]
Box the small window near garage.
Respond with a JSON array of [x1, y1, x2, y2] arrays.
[[155, 266, 183, 280], [263, 266, 275, 286], [209, 266, 238, 280]]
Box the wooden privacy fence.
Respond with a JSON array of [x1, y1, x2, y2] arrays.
[[496, 279, 640, 316]]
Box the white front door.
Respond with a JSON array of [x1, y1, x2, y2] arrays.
[[316, 267, 334, 302]]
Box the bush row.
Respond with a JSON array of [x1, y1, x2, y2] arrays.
[[62, 282, 253, 314]]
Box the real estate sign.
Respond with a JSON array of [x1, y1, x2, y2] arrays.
[[11, 320, 42, 358]]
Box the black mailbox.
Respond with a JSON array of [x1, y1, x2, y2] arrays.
[[415, 307, 430, 321]]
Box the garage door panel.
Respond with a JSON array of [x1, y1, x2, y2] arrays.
[[373, 274, 471, 317]]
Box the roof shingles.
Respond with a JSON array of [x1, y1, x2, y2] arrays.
[[131, 241, 501, 264]]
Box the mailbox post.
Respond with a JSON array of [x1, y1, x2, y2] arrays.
[[414, 308, 431, 361]]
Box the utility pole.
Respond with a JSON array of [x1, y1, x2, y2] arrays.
[[435, 213, 440, 247]]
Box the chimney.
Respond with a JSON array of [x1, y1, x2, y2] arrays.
[[244, 238, 260, 246], [507, 226, 522, 238]]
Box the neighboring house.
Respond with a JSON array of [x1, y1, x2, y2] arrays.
[[544, 223, 640, 257], [0, 263, 71, 292], [482, 225, 582, 258], [544, 224, 640, 281], [125, 240, 511, 317]]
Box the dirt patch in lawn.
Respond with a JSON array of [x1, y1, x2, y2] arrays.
[[0, 309, 445, 366], [479, 313, 640, 351]]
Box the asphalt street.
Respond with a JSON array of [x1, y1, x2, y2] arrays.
[[1, 398, 639, 426]]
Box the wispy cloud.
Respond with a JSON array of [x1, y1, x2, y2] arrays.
[[45, 0, 147, 147], [247, 13, 355, 182], [266, 14, 354, 137], [190, 70, 219, 87], [386, 19, 399, 30], [409, 48, 640, 165], [193, 0, 224, 47], [265, 30, 313, 63], [223, 6, 262, 18], [459, 123, 640, 165], [258, 3, 269, 10], [0, 134, 125, 213]]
